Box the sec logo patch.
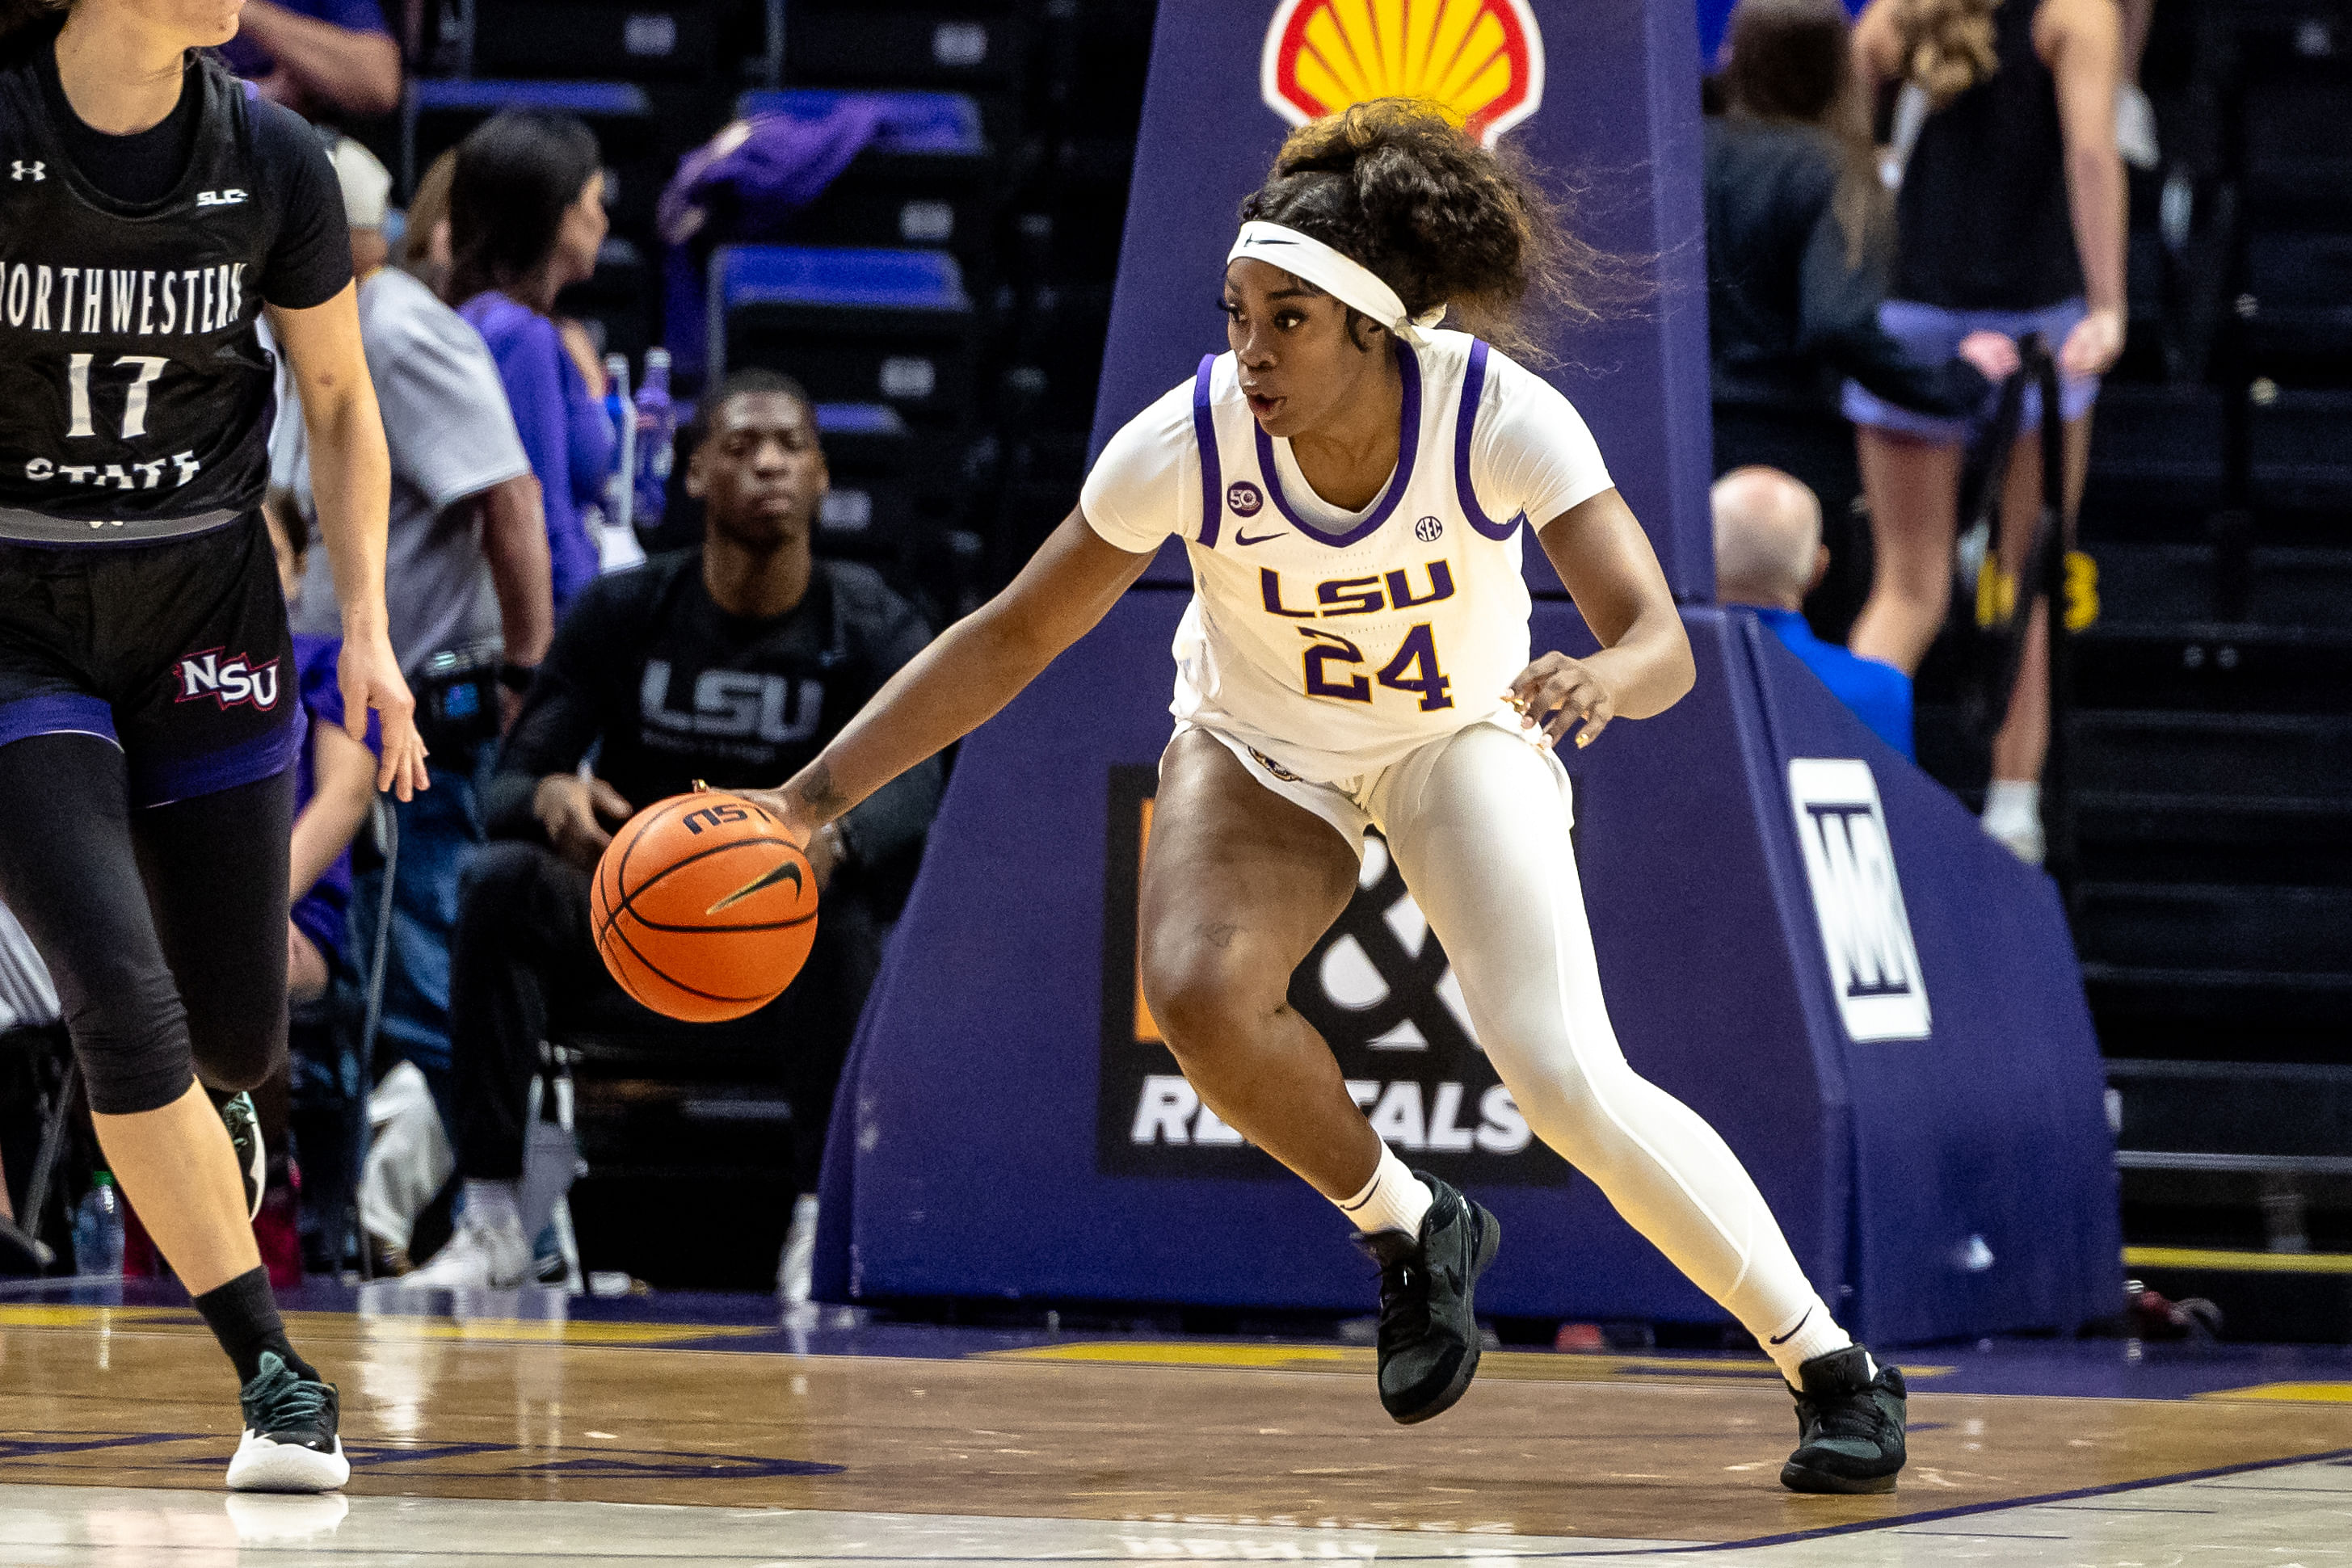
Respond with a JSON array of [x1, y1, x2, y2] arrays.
[[1415, 515, 1444, 543], [1228, 481, 1264, 518]]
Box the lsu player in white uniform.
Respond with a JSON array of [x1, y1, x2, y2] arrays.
[[759, 100, 1908, 1494]]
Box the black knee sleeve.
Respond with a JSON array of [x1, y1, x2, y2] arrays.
[[68, 958, 200, 1116]]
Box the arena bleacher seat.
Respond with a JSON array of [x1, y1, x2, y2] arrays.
[[403, 78, 665, 229], [707, 243, 978, 425], [2238, 232, 2352, 376], [782, 1, 1031, 141], [2081, 382, 2229, 524], [2246, 384, 2352, 512], [733, 90, 997, 271], [465, 0, 729, 82]]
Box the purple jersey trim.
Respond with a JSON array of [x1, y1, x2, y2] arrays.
[[1454, 339, 1524, 542], [1252, 340, 1423, 549], [128, 717, 302, 809], [1191, 354, 1222, 549], [0, 693, 120, 753]]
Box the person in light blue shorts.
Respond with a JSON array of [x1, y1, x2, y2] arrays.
[[1846, 0, 2127, 863]]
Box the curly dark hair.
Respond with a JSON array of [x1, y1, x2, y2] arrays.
[[1236, 98, 1637, 362], [0, 0, 69, 46]]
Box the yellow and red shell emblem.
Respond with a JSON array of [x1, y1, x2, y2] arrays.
[[1261, 0, 1546, 148]]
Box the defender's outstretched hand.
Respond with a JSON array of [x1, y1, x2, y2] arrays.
[[339, 631, 428, 801]]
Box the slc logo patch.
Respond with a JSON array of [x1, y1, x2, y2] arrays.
[[1261, 0, 1546, 148]]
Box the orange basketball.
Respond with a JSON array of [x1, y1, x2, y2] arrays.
[[591, 788, 818, 1023]]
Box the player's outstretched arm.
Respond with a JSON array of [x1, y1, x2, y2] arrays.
[[757, 508, 1155, 836], [1508, 488, 1697, 750], [269, 287, 430, 801]]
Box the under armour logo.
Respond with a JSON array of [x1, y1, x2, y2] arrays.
[[11, 161, 43, 182]]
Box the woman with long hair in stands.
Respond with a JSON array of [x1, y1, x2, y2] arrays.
[[1845, 0, 2126, 860], [445, 108, 614, 616], [0, 0, 427, 1491], [1705, 0, 2018, 641], [755, 99, 1911, 1494]]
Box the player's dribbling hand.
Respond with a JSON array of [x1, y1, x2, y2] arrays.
[[1507, 654, 1617, 750], [734, 786, 822, 862], [339, 630, 429, 801], [537, 774, 633, 871]]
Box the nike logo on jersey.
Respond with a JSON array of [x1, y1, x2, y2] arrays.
[[11, 161, 42, 182], [1234, 530, 1284, 547], [195, 189, 248, 208]]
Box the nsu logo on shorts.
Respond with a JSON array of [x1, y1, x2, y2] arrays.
[[1787, 758, 1930, 1041]]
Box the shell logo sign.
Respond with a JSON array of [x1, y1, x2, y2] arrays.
[[1260, 0, 1546, 148]]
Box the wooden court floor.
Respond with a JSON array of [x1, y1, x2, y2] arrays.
[[5, 1295, 2352, 1559]]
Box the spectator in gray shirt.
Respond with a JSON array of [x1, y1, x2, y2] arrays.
[[271, 140, 552, 1153]]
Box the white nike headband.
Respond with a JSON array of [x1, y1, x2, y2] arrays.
[[1226, 221, 1448, 346]]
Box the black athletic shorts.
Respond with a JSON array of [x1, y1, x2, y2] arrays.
[[0, 517, 300, 807]]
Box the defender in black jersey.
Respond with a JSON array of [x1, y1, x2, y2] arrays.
[[0, 0, 426, 1493]]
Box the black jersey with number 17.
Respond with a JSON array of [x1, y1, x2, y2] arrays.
[[0, 36, 339, 544]]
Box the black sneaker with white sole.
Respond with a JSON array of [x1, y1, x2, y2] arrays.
[[226, 1351, 350, 1492], [1353, 1172, 1500, 1425], [1781, 1345, 1907, 1494], [216, 1090, 263, 1221]]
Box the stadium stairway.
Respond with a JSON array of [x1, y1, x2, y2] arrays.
[[2064, 0, 2352, 1339]]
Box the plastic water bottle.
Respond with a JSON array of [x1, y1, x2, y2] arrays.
[[597, 355, 645, 571], [633, 347, 675, 529], [73, 1171, 123, 1278]]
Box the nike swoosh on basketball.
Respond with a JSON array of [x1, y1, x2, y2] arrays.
[[706, 859, 805, 914], [1235, 530, 1284, 546]]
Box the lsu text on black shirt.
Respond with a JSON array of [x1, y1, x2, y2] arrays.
[[485, 551, 945, 890], [0, 24, 351, 544]]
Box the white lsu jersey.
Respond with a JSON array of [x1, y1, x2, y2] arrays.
[[1081, 330, 1614, 784]]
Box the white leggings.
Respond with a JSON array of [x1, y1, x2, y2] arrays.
[[1264, 720, 1830, 1345]]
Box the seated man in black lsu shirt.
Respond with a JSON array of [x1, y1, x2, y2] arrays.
[[402, 369, 944, 1294]]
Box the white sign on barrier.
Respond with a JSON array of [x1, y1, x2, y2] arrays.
[[1788, 758, 1932, 1042]]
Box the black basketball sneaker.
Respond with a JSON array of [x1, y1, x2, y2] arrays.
[[1354, 1173, 1500, 1424], [216, 1090, 264, 1221], [226, 1351, 349, 1492], [1781, 1345, 1908, 1494]]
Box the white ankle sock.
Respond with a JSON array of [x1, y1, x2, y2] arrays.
[[462, 1179, 521, 1233], [1981, 780, 2041, 834], [1336, 1145, 1433, 1237], [1762, 1296, 1871, 1384]]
